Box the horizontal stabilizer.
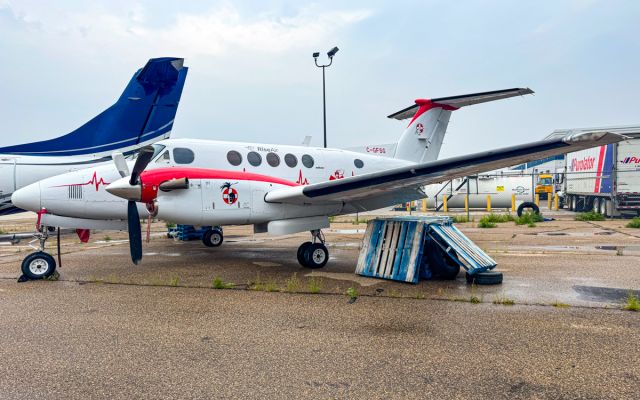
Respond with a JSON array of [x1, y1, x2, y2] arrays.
[[387, 88, 534, 121]]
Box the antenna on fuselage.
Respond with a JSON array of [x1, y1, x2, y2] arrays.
[[302, 136, 312, 146]]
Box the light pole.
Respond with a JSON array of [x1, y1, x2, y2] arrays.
[[313, 46, 339, 148]]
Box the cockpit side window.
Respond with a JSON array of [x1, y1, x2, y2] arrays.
[[173, 148, 195, 164], [151, 144, 166, 160], [155, 150, 171, 163]]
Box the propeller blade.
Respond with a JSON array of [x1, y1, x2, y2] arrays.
[[130, 145, 156, 185], [127, 201, 143, 265], [112, 152, 130, 178]]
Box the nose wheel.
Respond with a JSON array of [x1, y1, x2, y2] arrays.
[[21, 251, 57, 280], [297, 230, 329, 269]]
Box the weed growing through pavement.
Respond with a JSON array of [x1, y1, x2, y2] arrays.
[[346, 287, 359, 300], [492, 293, 515, 306], [624, 293, 640, 311], [285, 273, 300, 293], [169, 277, 180, 287], [264, 280, 279, 292], [626, 217, 640, 229], [308, 277, 323, 294], [451, 215, 469, 223], [103, 235, 112, 242], [575, 211, 605, 221], [212, 277, 234, 289], [551, 300, 570, 308], [250, 273, 264, 291], [470, 296, 481, 304], [515, 212, 544, 226]]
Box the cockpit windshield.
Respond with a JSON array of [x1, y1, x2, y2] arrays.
[[151, 144, 167, 161]]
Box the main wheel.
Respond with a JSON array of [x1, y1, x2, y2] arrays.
[[21, 251, 56, 280], [303, 243, 329, 269], [297, 242, 312, 266], [202, 228, 223, 247]]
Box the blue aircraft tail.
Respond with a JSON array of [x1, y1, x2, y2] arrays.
[[0, 57, 188, 156]]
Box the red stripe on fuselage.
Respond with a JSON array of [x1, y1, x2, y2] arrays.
[[139, 167, 299, 203], [594, 145, 606, 193]]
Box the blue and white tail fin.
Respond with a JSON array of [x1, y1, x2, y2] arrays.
[[0, 57, 188, 157], [390, 88, 533, 164]]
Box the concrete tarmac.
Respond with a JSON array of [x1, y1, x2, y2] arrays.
[[1, 210, 639, 398]]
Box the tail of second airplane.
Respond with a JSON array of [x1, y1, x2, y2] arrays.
[[0, 57, 188, 157], [389, 88, 533, 164]]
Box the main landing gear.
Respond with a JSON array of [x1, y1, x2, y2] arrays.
[[19, 227, 57, 281], [202, 227, 224, 247], [297, 229, 329, 269]]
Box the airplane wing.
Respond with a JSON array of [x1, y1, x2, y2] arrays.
[[264, 131, 622, 212]]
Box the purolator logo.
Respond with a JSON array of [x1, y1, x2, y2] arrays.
[[570, 156, 595, 172], [621, 156, 640, 165]]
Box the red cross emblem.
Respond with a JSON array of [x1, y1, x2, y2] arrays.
[[415, 123, 424, 134], [222, 187, 238, 205]]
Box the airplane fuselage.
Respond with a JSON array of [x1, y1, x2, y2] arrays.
[[13, 138, 414, 227]]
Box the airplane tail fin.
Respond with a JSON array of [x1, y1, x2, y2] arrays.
[[390, 88, 533, 163], [0, 57, 188, 156]]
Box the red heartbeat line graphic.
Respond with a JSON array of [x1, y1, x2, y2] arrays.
[[53, 171, 111, 191]]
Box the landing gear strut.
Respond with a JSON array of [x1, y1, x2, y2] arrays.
[[297, 229, 328, 269], [20, 227, 57, 280]]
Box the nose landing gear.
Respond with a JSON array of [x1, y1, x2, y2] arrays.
[[297, 229, 328, 269], [19, 227, 57, 281]]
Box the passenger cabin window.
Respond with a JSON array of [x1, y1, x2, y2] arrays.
[[155, 150, 171, 164], [247, 151, 262, 166], [284, 153, 297, 168], [266, 152, 280, 167], [173, 148, 195, 164], [354, 159, 364, 169], [227, 150, 242, 166], [301, 154, 314, 168]]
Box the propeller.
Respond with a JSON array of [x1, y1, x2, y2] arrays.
[[110, 146, 155, 265]]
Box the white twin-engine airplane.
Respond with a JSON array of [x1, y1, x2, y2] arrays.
[[0, 57, 188, 215], [11, 88, 622, 279]]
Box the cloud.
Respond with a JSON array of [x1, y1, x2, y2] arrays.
[[0, 2, 372, 57]]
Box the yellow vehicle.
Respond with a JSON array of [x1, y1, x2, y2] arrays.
[[535, 174, 554, 199]]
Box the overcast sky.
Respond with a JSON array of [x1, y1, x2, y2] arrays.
[[1, 0, 638, 158]]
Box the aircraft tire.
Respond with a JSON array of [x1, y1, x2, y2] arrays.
[[202, 228, 223, 247], [303, 243, 328, 269], [21, 251, 57, 280], [297, 242, 313, 266], [427, 240, 460, 280], [517, 202, 539, 217], [466, 271, 503, 285]]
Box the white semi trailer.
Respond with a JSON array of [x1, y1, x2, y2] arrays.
[[561, 127, 640, 217]]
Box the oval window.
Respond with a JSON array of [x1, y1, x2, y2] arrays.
[[284, 153, 297, 168], [301, 154, 314, 168], [266, 152, 280, 167], [227, 150, 242, 166], [354, 159, 364, 169], [247, 151, 262, 166], [173, 148, 194, 164]]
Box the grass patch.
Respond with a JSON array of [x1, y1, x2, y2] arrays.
[[169, 277, 180, 287], [552, 301, 570, 308], [264, 280, 279, 292], [483, 213, 515, 223], [492, 294, 515, 306], [470, 296, 481, 304], [103, 235, 112, 242], [346, 287, 359, 300], [0, 227, 5, 234], [165, 222, 176, 228], [623, 293, 640, 311], [250, 273, 264, 291], [308, 276, 323, 294], [285, 273, 301, 293], [212, 277, 234, 289], [575, 211, 605, 221], [515, 212, 544, 226], [451, 215, 469, 223], [478, 219, 496, 228], [625, 217, 640, 229]]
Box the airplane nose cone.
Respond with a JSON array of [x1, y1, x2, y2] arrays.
[[11, 182, 41, 212], [105, 177, 141, 201]]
